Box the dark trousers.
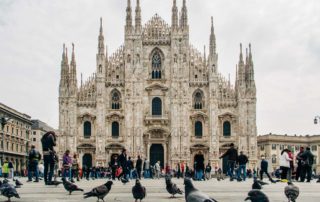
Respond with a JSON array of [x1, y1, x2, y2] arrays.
[[72, 169, 79, 180], [43, 155, 55, 184], [111, 167, 116, 180], [259, 170, 273, 181], [301, 164, 312, 182], [137, 169, 141, 180], [295, 165, 303, 181], [280, 166, 289, 180], [227, 160, 236, 179]]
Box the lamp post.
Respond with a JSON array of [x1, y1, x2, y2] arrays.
[[314, 116, 320, 125]]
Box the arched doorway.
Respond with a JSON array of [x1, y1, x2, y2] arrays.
[[194, 153, 205, 170], [150, 144, 164, 168], [82, 153, 92, 168]]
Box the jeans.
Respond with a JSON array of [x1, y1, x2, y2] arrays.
[[28, 161, 39, 181], [44, 155, 55, 184], [227, 160, 236, 179], [143, 169, 150, 178], [237, 164, 247, 180], [196, 170, 203, 180]]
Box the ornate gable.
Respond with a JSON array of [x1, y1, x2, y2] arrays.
[[143, 14, 171, 45]]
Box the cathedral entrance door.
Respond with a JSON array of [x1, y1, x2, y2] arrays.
[[150, 144, 164, 169], [82, 153, 92, 168], [194, 153, 205, 170]]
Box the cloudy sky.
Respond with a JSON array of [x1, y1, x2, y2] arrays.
[[0, 0, 319, 135]]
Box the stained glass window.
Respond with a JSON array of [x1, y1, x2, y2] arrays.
[[152, 51, 162, 79]]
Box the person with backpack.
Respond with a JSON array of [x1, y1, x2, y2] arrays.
[[62, 150, 72, 180], [237, 151, 248, 181], [27, 145, 41, 182], [300, 147, 314, 182], [41, 131, 57, 185]]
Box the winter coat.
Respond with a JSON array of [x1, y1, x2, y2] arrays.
[[300, 150, 314, 166], [279, 152, 292, 168], [136, 158, 142, 170], [237, 154, 248, 165], [260, 159, 268, 172], [220, 147, 238, 161]]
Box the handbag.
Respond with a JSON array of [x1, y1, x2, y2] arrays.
[[115, 167, 122, 177]]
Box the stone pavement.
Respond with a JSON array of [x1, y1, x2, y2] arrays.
[[2, 178, 320, 202]]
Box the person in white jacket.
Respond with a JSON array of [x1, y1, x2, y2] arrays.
[[279, 149, 292, 182]]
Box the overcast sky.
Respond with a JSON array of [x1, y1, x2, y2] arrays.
[[0, 0, 320, 135]]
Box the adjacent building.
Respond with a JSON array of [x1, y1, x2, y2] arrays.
[[257, 134, 320, 173], [31, 120, 56, 157], [58, 0, 258, 171], [0, 103, 32, 173]]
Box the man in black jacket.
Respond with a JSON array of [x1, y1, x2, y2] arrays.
[[136, 155, 143, 180], [117, 148, 128, 180], [295, 147, 305, 181], [237, 151, 248, 181], [27, 145, 41, 182], [259, 156, 275, 182], [41, 131, 56, 185], [220, 143, 238, 181], [300, 147, 314, 182]]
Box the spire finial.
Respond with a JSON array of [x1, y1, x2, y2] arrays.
[[172, 0, 178, 30], [62, 43, 66, 60], [135, 0, 141, 32], [211, 16, 214, 32], [100, 17, 103, 33], [126, 0, 133, 32], [71, 43, 75, 64], [209, 17, 216, 56], [203, 45, 206, 63]]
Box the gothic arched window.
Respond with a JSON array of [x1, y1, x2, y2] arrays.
[[195, 121, 203, 137], [151, 51, 162, 79], [223, 121, 231, 137], [112, 121, 119, 138], [84, 121, 92, 138], [193, 90, 204, 109], [111, 90, 121, 109], [152, 97, 162, 116]]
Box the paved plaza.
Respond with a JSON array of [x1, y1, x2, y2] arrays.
[[1, 178, 320, 202]]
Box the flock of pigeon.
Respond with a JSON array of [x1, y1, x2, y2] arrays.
[[0, 176, 301, 202]]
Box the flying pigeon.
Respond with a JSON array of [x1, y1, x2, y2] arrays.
[[1, 185, 20, 202], [132, 179, 146, 202], [184, 178, 218, 202], [284, 182, 299, 202], [245, 190, 269, 202], [84, 181, 113, 202], [165, 176, 183, 198], [121, 177, 129, 184], [62, 178, 84, 195]]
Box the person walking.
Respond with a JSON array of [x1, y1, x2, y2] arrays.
[[8, 159, 14, 179], [41, 131, 57, 185], [176, 163, 181, 179], [71, 153, 79, 182], [117, 149, 128, 180], [136, 155, 143, 180], [300, 147, 314, 182], [127, 156, 134, 180], [205, 163, 212, 180], [287, 149, 294, 183], [62, 150, 72, 181], [279, 149, 292, 182], [2, 158, 9, 178], [237, 151, 248, 181], [110, 155, 118, 180], [259, 156, 275, 182], [143, 158, 150, 179], [181, 161, 185, 178], [295, 147, 305, 181], [219, 143, 238, 181], [27, 145, 41, 182], [155, 161, 161, 179]]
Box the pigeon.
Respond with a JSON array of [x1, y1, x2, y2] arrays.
[[121, 177, 129, 184], [51, 180, 63, 187], [252, 179, 262, 190], [62, 178, 84, 195], [132, 179, 146, 202], [1, 185, 20, 202], [184, 178, 218, 202], [284, 182, 299, 202], [15, 179, 23, 188], [165, 176, 183, 198], [245, 190, 269, 202], [84, 181, 113, 202]]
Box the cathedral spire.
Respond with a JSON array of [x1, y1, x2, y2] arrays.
[[172, 0, 178, 30], [135, 0, 141, 33], [203, 45, 206, 65], [126, 0, 133, 33], [71, 43, 76, 67], [209, 17, 216, 56], [239, 43, 244, 65], [70, 43, 77, 90], [98, 17, 105, 55], [180, 0, 188, 30]]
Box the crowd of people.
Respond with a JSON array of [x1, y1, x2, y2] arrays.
[[1, 136, 319, 184]]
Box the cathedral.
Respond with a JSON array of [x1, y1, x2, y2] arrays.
[[58, 0, 258, 172]]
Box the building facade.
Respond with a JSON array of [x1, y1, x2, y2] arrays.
[[0, 103, 32, 173], [58, 0, 257, 170], [31, 120, 56, 157], [257, 134, 320, 173]]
